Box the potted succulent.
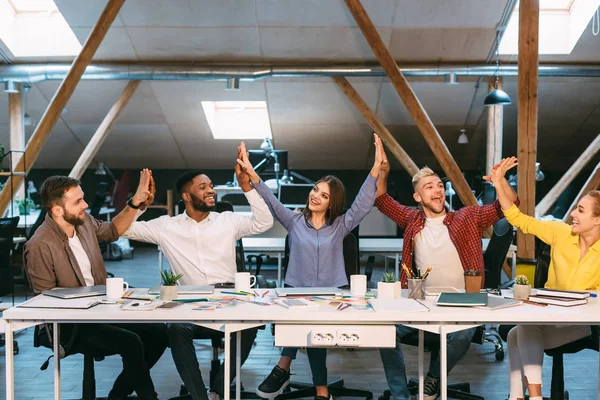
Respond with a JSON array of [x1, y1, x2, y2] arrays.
[[160, 269, 183, 301], [377, 272, 402, 300], [513, 275, 531, 300], [16, 198, 35, 216]]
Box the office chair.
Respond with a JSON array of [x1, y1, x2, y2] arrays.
[[499, 242, 599, 400], [275, 232, 373, 400], [482, 218, 514, 361], [171, 201, 262, 400], [0, 217, 20, 299]]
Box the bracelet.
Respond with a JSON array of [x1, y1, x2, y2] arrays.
[[127, 198, 141, 209]]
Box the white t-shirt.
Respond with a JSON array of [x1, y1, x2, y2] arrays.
[[413, 215, 465, 290], [68, 231, 95, 286]]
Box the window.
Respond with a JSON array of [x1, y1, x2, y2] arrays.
[[499, 0, 600, 55], [0, 0, 82, 58], [201, 101, 273, 140]]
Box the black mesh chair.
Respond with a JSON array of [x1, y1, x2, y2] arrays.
[[275, 232, 373, 400], [499, 242, 600, 400]]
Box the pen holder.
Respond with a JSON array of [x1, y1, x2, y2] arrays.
[[464, 271, 482, 294], [408, 279, 425, 300]]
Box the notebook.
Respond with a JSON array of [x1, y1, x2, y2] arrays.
[[435, 292, 488, 307], [148, 285, 214, 295], [533, 288, 590, 300], [42, 285, 106, 299], [275, 287, 343, 297], [476, 295, 522, 310], [527, 295, 588, 307], [19, 295, 101, 309], [368, 298, 429, 312]]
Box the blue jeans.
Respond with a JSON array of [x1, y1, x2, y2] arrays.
[[379, 325, 476, 400], [281, 347, 328, 386]]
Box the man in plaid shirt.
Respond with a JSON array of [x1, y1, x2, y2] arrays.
[[375, 155, 517, 399]]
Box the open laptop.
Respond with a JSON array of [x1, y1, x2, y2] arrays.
[[275, 287, 342, 297], [148, 285, 214, 295], [42, 285, 106, 299]]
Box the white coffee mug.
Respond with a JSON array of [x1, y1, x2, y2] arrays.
[[106, 277, 129, 300], [234, 272, 256, 291], [350, 274, 367, 297]]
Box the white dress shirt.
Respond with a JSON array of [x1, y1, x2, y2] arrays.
[[122, 189, 273, 285]]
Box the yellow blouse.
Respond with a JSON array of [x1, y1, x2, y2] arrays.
[[503, 204, 600, 290]]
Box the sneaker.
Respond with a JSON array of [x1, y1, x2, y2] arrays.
[[423, 375, 439, 400], [256, 366, 291, 398], [208, 390, 220, 400]]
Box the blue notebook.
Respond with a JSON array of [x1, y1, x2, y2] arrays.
[[436, 292, 488, 307]]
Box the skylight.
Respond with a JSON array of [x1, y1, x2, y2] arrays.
[[0, 0, 82, 58], [499, 0, 600, 55], [201, 101, 273, 140]]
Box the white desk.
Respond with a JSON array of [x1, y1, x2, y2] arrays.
[[242, 237, 517, 286], [4, 291, 600, 400]]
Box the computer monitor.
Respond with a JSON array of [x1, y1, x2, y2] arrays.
[[247, 150, 288, 180], [278, 183, 313, 208]]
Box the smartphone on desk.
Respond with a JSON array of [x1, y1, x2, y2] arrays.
[[157, 302, 183, 309]]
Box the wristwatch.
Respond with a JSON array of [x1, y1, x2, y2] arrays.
[[127, 197, 141, 209]]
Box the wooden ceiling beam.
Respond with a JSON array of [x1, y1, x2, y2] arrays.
[[8, 83, 24, 199], [516, 0, 540, 260], [69, 80, 141, 180], [563, 161, 600, 225], [536, 134, 600, 217], [343, 0, 477, 207], [333, 76, 419, 176], [0, 0, 126, 215]]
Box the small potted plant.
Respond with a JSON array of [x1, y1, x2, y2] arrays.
[[377, 272, 401, 300], [16, 198, 35, 216], [160, 269, 183, 301], [513, 275, 531, 300]]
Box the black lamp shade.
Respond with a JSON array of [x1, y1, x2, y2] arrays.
[[484, 89, 511, 106]]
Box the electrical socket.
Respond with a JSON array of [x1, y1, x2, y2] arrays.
[[310, 329, 336, 346], [337, 329, 361, 346]]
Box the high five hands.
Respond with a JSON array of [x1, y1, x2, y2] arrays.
[[236, 142, 261, 185], [371, 133, 387, 177], [132, 169, 155, 210], [483, 157, 518, 185]]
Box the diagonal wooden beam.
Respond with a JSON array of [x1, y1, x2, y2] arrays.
[[536, 134, 600, 217], [0, 0, 126, 215], [8, 83, 25, 199], [343, 0, 477, 207], [69, 80, 141, 180], [333, 76, 419, 176], [563, 161, 600, 225], [516, 0, 540, 260]]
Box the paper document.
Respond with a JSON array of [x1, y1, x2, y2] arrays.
[[19, 295, 101, 309], [368, 298, 429, 312]]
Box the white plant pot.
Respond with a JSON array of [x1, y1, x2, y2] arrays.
[[513, 284, 531, 300], [377, 282, 401, 299], [160, 285, 178, 301]]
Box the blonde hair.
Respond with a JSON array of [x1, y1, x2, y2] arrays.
[[412, 167, 439, 189], [586, 190, 600, 217]]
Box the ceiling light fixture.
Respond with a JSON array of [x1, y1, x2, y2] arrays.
[[535, 162, 545, 182], [226, 77, 240, 91], [3, 81, 19, 93], [458, 128, 469, 144], [23, 113, 36, 127], [485, 35, 511, 106], [446, 72, 458, 84]]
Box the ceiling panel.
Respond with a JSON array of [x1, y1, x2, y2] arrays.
[[119, 0, 257, 27], [256, 0, 397, 27], [266, 81, 381, 125], [126, 27, 262, 60], [71, 27, 138, 60], [259, 27, 392, 61], [54, 0, 124, 28], [392, 0, 509, 28]]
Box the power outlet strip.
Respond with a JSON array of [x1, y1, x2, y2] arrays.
[[336, 329, 361, 347], [275, 325, 394, 348], [310, 329, 336, 346]]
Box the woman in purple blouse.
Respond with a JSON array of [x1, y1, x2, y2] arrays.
[[236, 134, 385, 400]]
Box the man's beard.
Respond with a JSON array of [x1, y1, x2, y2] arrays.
[[63, 208, 85, 226], [421, 199, 445, 215], [190, 193, 215, 212]]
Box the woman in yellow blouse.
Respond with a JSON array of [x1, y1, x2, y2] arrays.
[[487, 157, 600, 400]]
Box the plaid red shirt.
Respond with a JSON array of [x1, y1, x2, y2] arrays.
[[375, 193, 518, 288]]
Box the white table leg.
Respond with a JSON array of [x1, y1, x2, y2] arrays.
[[277, 253, 282, 288], [5, 322, 14, 400], [597, 333, 600, 399], [236, 331, 241, 400], [224, 325, 231, 400], [418, 329, 424, 400], [395, 254, 400, 281], [53, 323, 61, 400], [440, 326, 447, 400]]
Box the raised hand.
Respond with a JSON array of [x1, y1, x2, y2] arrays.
[[236, 141, 260, 184], [235, 144, 251, 190], [483, 157, 518, 184], [370, 133, 387, 178], [138, 172, 155, 211], [131, 169, 153, 208]]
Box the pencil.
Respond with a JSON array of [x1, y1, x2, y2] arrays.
[[523, 300, 547, 307], [401, 263, 413, 279]]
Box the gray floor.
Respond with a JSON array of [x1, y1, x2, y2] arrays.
[[1, 246, 598, 400]]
